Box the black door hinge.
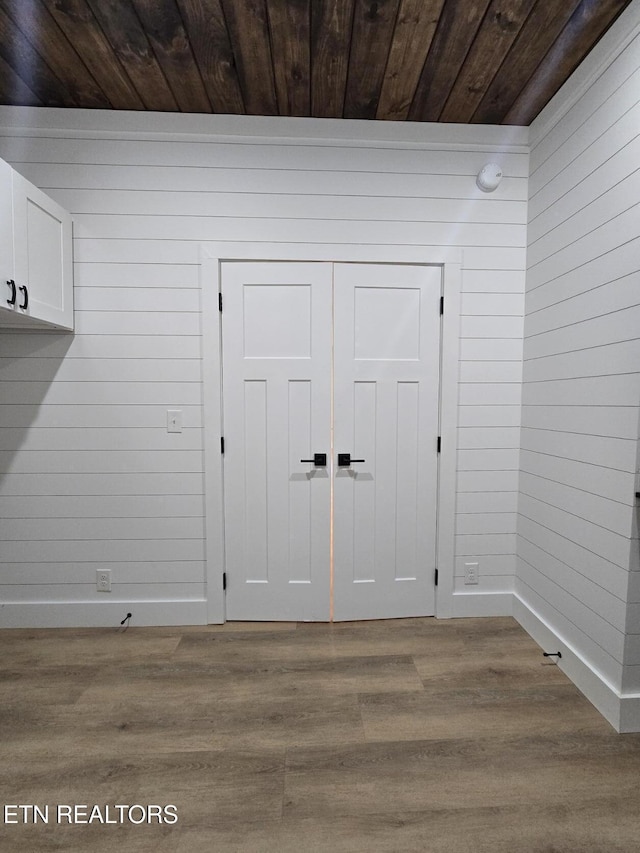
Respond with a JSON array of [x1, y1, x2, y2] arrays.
[[221, 436, 225, 454], [439, 296, 444, 316], [434, 569, 439, 586], [437, 436, 441, 453], [223, 572, 227, 591], [218, 292, 223, 312]]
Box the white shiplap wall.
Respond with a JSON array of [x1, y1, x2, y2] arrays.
[[517, 6, 640, 707], [0, 110, 527, 626]]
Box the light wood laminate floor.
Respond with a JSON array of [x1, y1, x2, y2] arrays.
[[1, 616, 639, 852]]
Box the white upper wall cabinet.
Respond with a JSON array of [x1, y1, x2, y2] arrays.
[[0, 157, 73, 331]]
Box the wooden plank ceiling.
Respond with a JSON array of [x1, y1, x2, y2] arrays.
[[0, 0, 633, 125]]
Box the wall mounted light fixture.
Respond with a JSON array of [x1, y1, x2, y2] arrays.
[[476, 163, 503, 192]]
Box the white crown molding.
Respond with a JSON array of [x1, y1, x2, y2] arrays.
[[0, 105, 529, 153]]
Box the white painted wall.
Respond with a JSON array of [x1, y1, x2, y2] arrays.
[[0, 109, 527, 626], [516, 2, 640, 728]]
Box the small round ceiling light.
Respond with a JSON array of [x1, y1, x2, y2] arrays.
[[476, 163, 503, 192]]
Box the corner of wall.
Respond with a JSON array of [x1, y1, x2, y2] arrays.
[[529, 1, 640, 148], [512, 593, 637, 733]]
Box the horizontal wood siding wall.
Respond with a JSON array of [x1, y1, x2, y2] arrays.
[[0, 112, 527, 625], [520, 27, 640, 692]]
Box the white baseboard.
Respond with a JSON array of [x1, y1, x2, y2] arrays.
[[513, 593, 640, 733], [619, 695, 640, 732], [451, 591, 514, 618], [0, 599, 208, 629]]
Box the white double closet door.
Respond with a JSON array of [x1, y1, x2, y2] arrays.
[[221, 261, 441, 621]]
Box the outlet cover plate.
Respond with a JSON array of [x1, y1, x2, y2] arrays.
[[464, 562, 479, 585], [96, 570, 112, 592]]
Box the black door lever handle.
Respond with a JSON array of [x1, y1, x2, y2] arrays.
[[300, 453, 327, 467], [338, 453, 365, 467]]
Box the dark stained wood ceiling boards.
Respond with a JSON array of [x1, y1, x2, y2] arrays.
[[0, 0, 633, 125]]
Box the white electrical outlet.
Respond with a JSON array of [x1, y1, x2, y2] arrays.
[[464, 562, 479, 585], [96, 570, 112, 592]]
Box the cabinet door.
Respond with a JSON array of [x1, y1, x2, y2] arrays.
[[0, 159, 16, 320], [12, 171, 73, 330]]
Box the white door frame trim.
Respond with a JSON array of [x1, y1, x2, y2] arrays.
[[200, 242, 462, 623]]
